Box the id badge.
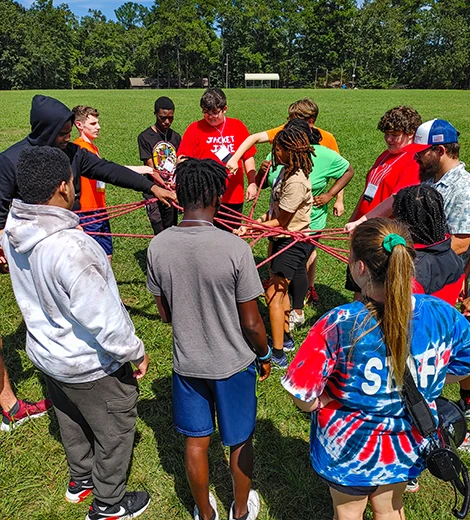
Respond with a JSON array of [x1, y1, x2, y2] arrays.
[[163, 158, 175, 173], [214, 145, 232, 164], [363, 183, 378, 202]]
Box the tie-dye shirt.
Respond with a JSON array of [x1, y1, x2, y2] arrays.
[[282, 294, 470, 487]]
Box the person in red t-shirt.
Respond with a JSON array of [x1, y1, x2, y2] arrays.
[[177, 88, 256, 229], [345, 106, 422, 296]]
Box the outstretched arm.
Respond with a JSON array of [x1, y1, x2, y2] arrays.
[[227, 131, 270, 174], [345, 195, 394, 232]]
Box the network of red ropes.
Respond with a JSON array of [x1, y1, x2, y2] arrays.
[[77, 168, 350, 268]]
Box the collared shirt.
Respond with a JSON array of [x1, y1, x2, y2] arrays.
[[424, 162, 470, 236]]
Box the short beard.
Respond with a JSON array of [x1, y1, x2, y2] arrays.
[[419, 161, 440, 182]]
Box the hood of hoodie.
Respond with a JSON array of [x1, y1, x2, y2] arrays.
[[27, 95, 75, 147], [4, 199, 80, 254]]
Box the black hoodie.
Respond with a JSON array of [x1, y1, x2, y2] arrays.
[[0, 95, 154, 229]]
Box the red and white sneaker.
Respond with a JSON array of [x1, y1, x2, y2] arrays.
[[65, 479, 94, 503], [304, 285, 320, 306], [1, 398, 53, 431]]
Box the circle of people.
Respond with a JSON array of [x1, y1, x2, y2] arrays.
[[1, 89, 470, 520]]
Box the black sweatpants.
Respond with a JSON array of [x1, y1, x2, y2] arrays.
[[44, 363, 139, 505]]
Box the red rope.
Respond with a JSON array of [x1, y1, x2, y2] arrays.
[[248, 161, 271, 220], [78, 198, 350, 265]]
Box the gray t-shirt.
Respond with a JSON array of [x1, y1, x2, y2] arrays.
[[147, 225, 264, 379]]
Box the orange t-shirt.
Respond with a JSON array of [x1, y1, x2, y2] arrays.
[[74, 137, 106, 211], [265, 124, 339, 153]]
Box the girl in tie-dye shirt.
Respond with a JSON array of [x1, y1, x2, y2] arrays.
[[282, 218, 470, 519]]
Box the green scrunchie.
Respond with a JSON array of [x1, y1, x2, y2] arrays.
[[382, 233, 406, 253]]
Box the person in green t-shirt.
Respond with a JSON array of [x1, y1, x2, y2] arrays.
[[256, 120, 354, 328]]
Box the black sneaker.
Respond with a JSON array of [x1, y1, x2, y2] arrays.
[[85, 491, 151, 520], [65, 478, 93, 503]]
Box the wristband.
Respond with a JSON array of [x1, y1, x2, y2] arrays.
[[257, 345, 272, 362]]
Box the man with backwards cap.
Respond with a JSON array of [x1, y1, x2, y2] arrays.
[[138, 96, 181, 235]]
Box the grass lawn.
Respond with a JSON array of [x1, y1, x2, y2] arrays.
[[1, 88, 470, 519]]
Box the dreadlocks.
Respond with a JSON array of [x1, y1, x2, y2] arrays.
[[175, 158, 228, 211], [285, 118, 322, 146], [392, 185, 449, 245], [272, 125, 313, 181]]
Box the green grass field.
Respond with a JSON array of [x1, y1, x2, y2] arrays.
[[1, 89, 470, 520]]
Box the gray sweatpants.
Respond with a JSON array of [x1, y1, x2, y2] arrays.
[[44, 363, 139, 505]]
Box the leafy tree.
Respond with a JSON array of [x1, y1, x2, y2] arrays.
[[0, 0, 29, 89]]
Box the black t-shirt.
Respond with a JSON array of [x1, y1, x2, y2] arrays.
[[138, 126, 181, 184]]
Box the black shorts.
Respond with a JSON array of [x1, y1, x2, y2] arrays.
[[319, 476, 379, 496], [270, 238, 314, 281], [345, 265, 361, 293]]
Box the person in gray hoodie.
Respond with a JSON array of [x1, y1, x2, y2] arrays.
[[2, 146, 151, 520]]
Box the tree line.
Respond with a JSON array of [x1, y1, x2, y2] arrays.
[[1, 0, 469, 90]]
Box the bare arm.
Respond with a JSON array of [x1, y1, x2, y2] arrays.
[[154, 294, 172, 323], [237, 299, 270, 381], [233, 208, 294, 236], [313, 165, 355, 208], [244, 156, 257, 201], [445, 374, 470, 384], [345, 194, 395, 232], [227, 131, 270, 174], [333, 189, 345, 217], [451, 235, 470, 256], [292, 395, 319, 413]]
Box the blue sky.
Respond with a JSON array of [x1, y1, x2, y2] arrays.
[[18, 0, 154, 21], [18, 0, 363, 22]]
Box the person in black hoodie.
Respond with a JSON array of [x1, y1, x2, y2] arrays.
[[0, 95, 176, 267]]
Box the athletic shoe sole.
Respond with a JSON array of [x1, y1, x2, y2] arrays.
[[65, 487, 93, 503], [85, 497, 151, 520], [0, 410, 49, 432]]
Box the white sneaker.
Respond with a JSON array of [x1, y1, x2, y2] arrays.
[[194, 491, 219, 520], [228, 489, 260, 520], [289, 310, 305, 331]]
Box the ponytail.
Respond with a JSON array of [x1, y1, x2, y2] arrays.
[[351, 218, 415, 389]]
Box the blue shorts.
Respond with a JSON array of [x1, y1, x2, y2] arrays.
[[172, 362, 258, 446], [80, 212, 113, 256]]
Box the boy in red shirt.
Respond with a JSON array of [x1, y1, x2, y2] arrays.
[[177, 88, 256, 228], [346, 106, 422, 296]]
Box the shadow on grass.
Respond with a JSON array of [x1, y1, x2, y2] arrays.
[[134, 249, 148, 275], [2, 321, 62, 442], [138, 376, 332, 520]]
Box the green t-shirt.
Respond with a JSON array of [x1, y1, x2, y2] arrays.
[[266, 145, 349, 230]]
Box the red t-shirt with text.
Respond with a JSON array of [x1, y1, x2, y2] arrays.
[[356, 150, 420, 218], [177, 117, 256, 204]]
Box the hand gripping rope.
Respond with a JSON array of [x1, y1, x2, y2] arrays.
[[76, 170, 350, 267]]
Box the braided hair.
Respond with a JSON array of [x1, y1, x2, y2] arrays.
[[272, 125, 313, 181], [392, 185, 448, 245], [175, 158, 227, 211]]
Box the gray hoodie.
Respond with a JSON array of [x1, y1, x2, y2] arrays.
[[2, 200, 145, 383]]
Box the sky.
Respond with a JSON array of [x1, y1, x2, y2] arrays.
[[17, 0, 154, 21], [18, 0, 364, 22]]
